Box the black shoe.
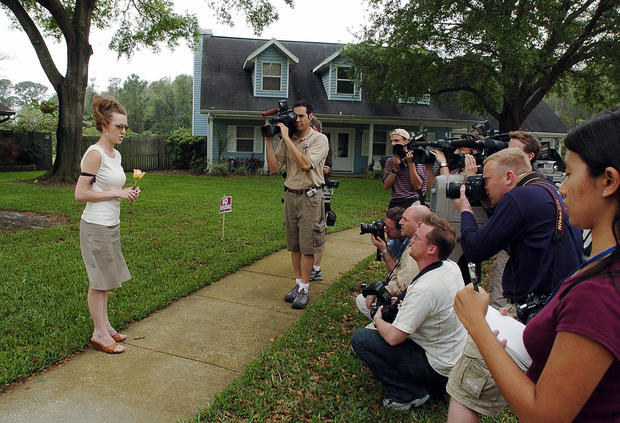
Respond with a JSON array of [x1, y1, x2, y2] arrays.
[[310, 268, 322, 281], [284, 285, 300, 303], [292, 290, 309, 309]]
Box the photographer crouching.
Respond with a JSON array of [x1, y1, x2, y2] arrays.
[[384, 129, 428, 209], [264, 100, 329, 309], [446, 148, 583, 422], [351, 213, 467, 410], [356, 205, 430, 319]]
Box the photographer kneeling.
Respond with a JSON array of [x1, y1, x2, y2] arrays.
[[356, 205, 430, 319], [351, 213, 466, 410]]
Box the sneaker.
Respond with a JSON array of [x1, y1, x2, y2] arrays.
[[310, 268, 322, 281], [284, 285, 300, 303], [382, 394, 430, 410], [292, 289, 309, 309]]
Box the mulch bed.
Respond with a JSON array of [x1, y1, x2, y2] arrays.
[[0, 210, 68, 233]]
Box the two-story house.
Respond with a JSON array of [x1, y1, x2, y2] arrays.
[[193, 30, 567, 174]]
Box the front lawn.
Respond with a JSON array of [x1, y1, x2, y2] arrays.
[[0, 172, 389, 390]]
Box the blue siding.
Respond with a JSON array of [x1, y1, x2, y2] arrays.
[[255, 47, 288, 98], [321, 72, 329, 96], [214, 119, 265, 162], [193, 39, 208, 136], [329, 57, 361, 101]]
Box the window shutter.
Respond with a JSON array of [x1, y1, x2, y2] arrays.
[[227, 126, 236, 153], [386, 132, 393, 156], [253, 127, 263, 153], [362, 129, 369, 156]]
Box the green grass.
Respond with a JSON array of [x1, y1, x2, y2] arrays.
[[0, 172, 389, 390], [188, 257, 518, 423]]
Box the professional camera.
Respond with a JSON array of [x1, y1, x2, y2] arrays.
[[361, 281, 399, 323], [323, 178, 339, 227], [360, 219, 386, 239], [516, 292, 548, 323], [260, 100, 298, 138], [446, 174, 487, 206]]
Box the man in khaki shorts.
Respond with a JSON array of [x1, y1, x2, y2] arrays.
[[265, 100, 329, 309]]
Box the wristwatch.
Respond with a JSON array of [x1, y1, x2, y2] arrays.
[[380, 249, 388, 256], [439, 162, 448, 168]]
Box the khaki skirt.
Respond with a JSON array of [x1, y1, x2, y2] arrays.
[[80, 219, 131, 290]]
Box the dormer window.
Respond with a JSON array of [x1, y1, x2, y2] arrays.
[[336, 66, 354, 94], [262, 62, 282, 91]]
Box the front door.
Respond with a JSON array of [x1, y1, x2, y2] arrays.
[[324, 128, 354, 172]]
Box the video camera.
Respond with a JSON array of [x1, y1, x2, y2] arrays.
[[392, 131, 433, 167], [261, 100, 298, 138], [361, 281, 399, 323]]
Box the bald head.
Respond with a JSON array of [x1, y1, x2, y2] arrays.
[[399, 205, 431, 239]]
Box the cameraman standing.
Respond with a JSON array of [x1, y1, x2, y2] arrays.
[[265, 100, 329, 309], [446, 148, 583, 422], [384, 129, 427, 209]]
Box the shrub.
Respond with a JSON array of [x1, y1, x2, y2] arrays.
[[209, 163, 229, 177], [242, 155, 264, 174], [255, 168, 269, 176], [164, 128, 206, 169], [234, 166, 249, 176], [189, 155, 208, 175], [363, 170, 383, 179]]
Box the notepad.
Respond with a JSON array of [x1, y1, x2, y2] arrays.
[[485, 306, 532, 370]]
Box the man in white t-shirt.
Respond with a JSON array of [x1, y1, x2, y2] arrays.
[[351, 213, 467, 411]]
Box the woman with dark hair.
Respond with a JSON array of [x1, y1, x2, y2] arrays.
[[75, 96, 139, 354], [453, 107, 620, 422]]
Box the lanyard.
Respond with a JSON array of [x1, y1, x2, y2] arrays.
[[547, 245, 617, 301]]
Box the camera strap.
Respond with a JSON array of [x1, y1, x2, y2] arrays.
[[394, 260, 444, 303], [524, 177, 567, 294]]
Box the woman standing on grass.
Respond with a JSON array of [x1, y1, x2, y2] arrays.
[[454, 107, 620, 422], [75, 96, 139, 354]]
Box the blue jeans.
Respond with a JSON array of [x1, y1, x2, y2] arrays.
[[351, 328, 447, 403]]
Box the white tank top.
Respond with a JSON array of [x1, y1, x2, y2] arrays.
[[80, 144, 126, 226]]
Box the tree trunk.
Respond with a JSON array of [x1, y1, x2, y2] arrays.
[[39, 37, 91, 184]]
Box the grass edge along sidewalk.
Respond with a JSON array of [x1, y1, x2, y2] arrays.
[[188, 257, 519, 423], [0, 172, 388, 391]]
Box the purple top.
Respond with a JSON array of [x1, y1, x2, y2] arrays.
[[523, 260, 620, 422], [383, 157, 427, 201]]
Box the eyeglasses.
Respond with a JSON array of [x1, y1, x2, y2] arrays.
[[113, 124, 129, 130]]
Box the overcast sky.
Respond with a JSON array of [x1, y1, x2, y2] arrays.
[[0, 0, 369, 94]]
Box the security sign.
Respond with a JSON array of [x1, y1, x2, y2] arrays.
[[219, 195, 232, 214]]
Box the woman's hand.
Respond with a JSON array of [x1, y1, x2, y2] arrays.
[[454, 284, 489, 332], [118, 187, 140, 203], [464, 154, 478, 177], [430, 149, 447, 163]]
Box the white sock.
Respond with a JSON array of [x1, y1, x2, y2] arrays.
[[295, 278, 302, 285], [313, 265, 320, 271], [298, 282, 309, 293]]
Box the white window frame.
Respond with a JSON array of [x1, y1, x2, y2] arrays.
[[262, 62, 282, 91], [227, 125, 264, 154], [335, 65, 355, 95]]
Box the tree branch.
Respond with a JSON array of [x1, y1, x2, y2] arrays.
[[0, 0, 63, 88], [430, 86, 501, 120], [35, 0, 75, 46]]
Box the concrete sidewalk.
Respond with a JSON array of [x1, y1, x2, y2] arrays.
[[0, 227, 374, 423]]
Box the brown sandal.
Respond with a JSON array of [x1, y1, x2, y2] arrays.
[[91, 338, 124, 354], [111, 333, 127, 342]]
